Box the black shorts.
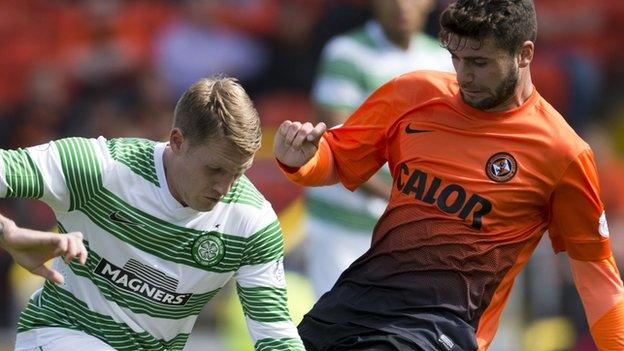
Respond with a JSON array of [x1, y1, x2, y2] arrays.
[[299, 318, 423, 351], [298, 314, 472, 351]]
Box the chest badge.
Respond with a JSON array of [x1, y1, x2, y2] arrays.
[[192, 232, 225, 267], [486, 152, 517, 183]]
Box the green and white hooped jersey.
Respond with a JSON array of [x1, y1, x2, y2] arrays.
[[0, 137, 304, 351], [308, 20, 454, 233], [312, 20, 454, 112]]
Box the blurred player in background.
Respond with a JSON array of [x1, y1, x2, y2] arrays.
[[0, 77, 304, 350], [306, 0, 453, 298], [274, 0, 624, 349]]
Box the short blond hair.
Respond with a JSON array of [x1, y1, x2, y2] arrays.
[[173, 77, 261, 156]]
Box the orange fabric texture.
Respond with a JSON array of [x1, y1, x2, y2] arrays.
[[571, 256, 624, 326], [590, 298, 624, 350], [280, 71, 613, 346], [476, 236, 543, 350]]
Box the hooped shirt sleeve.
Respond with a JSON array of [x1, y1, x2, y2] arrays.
[[0, 140, 71, 212], [234, 204, 304, 350], [547, 148, 611, 261], [322, 78, 398, 191]]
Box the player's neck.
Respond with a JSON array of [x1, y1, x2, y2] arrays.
[[383, 29, 411, 50], [485, 70, 534, 113], [162, 146, 185, 205]]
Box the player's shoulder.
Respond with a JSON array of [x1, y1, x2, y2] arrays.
[[322, 25, 376, 59], [221, 175, 269, 211], [395, 70, 456, 87], [50, 136, 109, 166], [103, 137, 158, 156], [94, 136, 161, 185], [534, 96, 590, 157], [391, 70, 457, 105], [413, 33, 447, 54], [217, 176, 277, 237]]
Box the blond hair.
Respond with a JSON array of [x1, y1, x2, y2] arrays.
[[173, 77, 261, 156]]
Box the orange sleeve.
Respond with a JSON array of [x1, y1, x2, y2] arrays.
[[321, 78, 398, 191], [278, 78, 399, 191], [570, 256, 624, 350], [276, 137, 338, 186], [548, 148, 611, 261]]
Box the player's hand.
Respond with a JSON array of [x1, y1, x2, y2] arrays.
[[0, 216, 87, 284], [273, 121, 326, 167]]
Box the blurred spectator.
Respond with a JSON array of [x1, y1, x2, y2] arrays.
[[257, 0, 324, 93], [305, 0, 453, 298], [133, 70, 177, 141], [532, 0, 622, 131], [0, 1, 60, 110], [209, 0, 279, 37], [8, 65, 70, 147], [153, 0, 269, 96]]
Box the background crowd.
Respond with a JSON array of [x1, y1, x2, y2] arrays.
[[0, 0, 623, 350]]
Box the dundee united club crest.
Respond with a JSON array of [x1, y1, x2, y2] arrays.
[[486, 152, 517, 183], [192, 232, 225, 267]]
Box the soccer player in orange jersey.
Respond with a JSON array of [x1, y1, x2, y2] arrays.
[[273, 0, 624, 350]]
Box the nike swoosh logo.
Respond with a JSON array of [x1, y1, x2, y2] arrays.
[[405, 124, 433, 134], [109, 211, 145, 227]]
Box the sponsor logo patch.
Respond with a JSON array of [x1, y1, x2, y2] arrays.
[[192, 232, 225, 267], [405, 123, 433, 134], [94, 258, 191, 305], [599, 211, 609, 238], [486, 152, 517, 183], [396, 164, 492, 229], [108, 210, 145, 227], [437, 334, 455, 351], [274, 258, 285, 285]]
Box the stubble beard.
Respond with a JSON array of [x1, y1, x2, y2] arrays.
[[462, 68, 519, 111]]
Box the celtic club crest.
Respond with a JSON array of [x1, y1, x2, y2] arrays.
[[192, 232, 225, 267]]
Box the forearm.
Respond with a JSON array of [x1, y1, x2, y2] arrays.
[[277, 137, 338, 186], [570, 256, 624, 349], [0, 221, 5, 249], [0, 213, 16, 250], [591, 299, 624, 350], [235, 260, 304, 350]]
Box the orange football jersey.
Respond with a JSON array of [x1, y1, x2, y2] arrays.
[[288, 71, 612, 350]]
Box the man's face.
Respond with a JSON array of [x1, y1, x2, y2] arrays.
[[448, 37, 520, 111], [372, 0, 434, 38], [174, 136, 253, 212]]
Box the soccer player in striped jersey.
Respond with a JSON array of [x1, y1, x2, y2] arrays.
[[274, 0, 624, 350], [0, 77, 304, 350], [306, 0, 454, 299]]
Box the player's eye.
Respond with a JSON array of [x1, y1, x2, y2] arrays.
[[473, 59, 488, 67]]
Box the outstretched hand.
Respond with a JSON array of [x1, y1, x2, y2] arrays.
[[0, 217, 87, 284], [273, 121, 326, 168]]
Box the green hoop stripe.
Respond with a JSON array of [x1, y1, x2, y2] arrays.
[[107, 138, 159, 187], [17, 281, 190, 350], [0, 148, 44, 199]]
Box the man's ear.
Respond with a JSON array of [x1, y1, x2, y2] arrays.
[[518, 41, 534, 68], [169, 128, 185, 154]]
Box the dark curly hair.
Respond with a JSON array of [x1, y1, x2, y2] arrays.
[[439, 0, 537, 54]]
